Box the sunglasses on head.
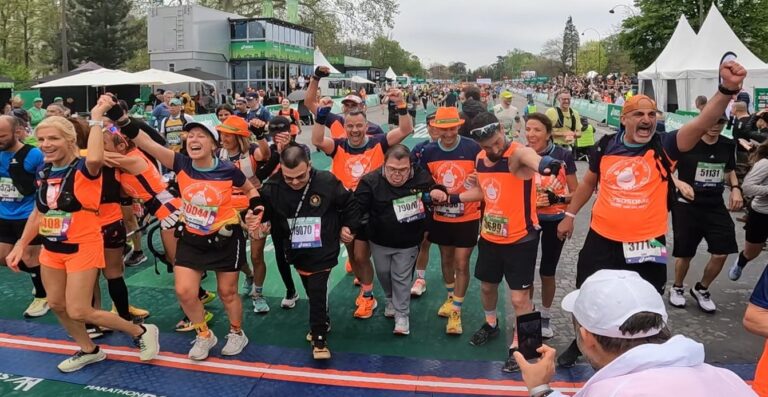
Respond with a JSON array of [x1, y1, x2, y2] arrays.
[[104, 125, 129, 146], [469, 122, 499, 140]]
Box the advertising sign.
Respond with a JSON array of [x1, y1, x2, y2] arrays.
[[230, 42, 313, 64]]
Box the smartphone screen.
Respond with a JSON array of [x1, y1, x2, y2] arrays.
[[517, 311, 543, 360]]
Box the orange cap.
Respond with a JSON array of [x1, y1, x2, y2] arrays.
[[621, 95, 657, 115], [430, 107, 465, 128], [216, 115, 250, 137]]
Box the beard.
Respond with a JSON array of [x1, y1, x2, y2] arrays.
[[486, 151, 502, 162]]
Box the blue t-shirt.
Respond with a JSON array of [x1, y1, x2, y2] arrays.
[[751, 265, 768, 309], [0, 147, 44, 220]]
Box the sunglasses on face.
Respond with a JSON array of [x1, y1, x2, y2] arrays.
[[469, 122, 499, 140]]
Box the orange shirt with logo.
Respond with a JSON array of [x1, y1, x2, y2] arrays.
[[420, 137, 481, 223], [330, 135, 389, 191]]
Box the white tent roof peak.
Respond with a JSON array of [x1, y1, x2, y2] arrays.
[[385, 67, 397, 80], [638, 15, 697, 79], [313, 48, 341, 75]]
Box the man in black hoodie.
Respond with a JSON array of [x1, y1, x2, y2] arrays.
[[247, 145, 361, 360], [459, 86, 489, 138]]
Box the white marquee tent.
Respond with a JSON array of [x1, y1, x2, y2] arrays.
[[33, 68, 142, 88], [639, 5, 768, 112]]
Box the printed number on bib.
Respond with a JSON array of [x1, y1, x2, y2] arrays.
[[393, 194, 425, 223], [482, 214, 509, 237], [0, 177, 22, 201], [290, 217, 322, 249], [622, 239, 667, 264], [39, 210, 72, 241], [166, 132, 182, 146], [183, 200, 218, 233], [694, 162, 724, 188], [435, 202, 465, 218]]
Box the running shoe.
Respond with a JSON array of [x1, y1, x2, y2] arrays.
[[384, 299, 395, 318], [252, 295, 270, 314], [111, 304, 150, 320], [312, 335, 331, 360], [410, 278, 427, 297], [124, 251, 148, 267], [281, 291, 299, 309], [354, 296, 377, 319], [221, 331, 249, 356], [305, 322, 331, 342], [728, 258, 744, 281], [199, 291, 217, 305], [134, 324, 160, 361], [23, 297, 49, 318], [557, 340, 581, 368], [437, 296, 454, 318], [690, 287, 716, 313], [86, 324, 105, 339], [345, 260, 352, 273], [243, 275, 254, 296], [502, 348, 521, 373], [57, 347, 107, 373], [393, 316, 410, 335], [175, 311, 214, 332], [469, 322, 499, 346], [355, 289, 364, 307], [446, 311, 463, 335], [353, 277, 361, 286], [669, 286, 686, 308], [188, 332, 218, 361], [542, 317, 555, 339]]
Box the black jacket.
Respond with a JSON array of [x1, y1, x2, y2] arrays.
[[260, 169, 360, 272], [355, 166, 434, 248]]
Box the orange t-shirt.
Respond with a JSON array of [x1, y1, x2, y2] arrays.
[[331, 135, 388, 191], [476, 143, 539, 244], [420, 137, 481, 223], [120, 149, 168, 202]]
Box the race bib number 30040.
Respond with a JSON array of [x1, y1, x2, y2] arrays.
[[622, 239, 668, 264]]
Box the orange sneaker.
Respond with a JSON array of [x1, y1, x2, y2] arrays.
[[355, 289, 364, 307], [354, 296, 377, 319]]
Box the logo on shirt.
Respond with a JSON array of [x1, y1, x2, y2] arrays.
[[436, 163, 466, 193], [182, 182, 224, 207], [602, 156, 653, 209], [481, 178, 502, 203], [310, 194, 322, 207], [346, 157, 371, 179]]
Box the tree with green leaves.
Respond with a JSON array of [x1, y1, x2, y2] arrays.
[[368, 36, 423, 77], [576, 41, 606, 75], [561, 16, 579, 74], [619, 0, 768, 71], [67, 0, 141, 69]]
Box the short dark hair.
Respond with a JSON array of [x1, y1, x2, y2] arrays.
[[216, 104, 234, 115], [280, 144, 310, 168], [695, 95, 708, 107], [345, 109, 368, 120], [463, 86, 481, 101], [0, 114, 21, 132], [384, 144, 411, 162], [526, 112, 553, 134], [590, 312, 671, 355]]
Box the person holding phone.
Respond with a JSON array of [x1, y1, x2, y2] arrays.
[[513, 270, 755, 397]]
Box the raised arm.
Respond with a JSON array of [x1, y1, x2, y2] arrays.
[[305, 66, 329, 115], [385, 89, 414, 146], [116, 113, 175, 170], [85, 95, 114, 176], [678, 61, 747, 151], [311, 108, 335, 154]]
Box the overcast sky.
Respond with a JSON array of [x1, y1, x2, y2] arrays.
[[389, 0, 638, 69]]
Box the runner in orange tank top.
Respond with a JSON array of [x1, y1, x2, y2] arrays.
[[312, 86, 414, 319], [429, 112, 563, 373]]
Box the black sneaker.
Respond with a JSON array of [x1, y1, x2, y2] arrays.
[[125, 251, 148, 267], [502, 348, 520, 373], [557, 339, 582, 368], [86, 324, 104, 339], [469, 322, 500, 346]]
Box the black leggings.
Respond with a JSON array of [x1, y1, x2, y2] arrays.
[[300, 269, 331, 339], [538, 219, 565, 277], [272, 237, 296, 296]]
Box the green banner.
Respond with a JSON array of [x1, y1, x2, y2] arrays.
[[606, 104, 623, 128], [230, 41, 312, 63], [675, 109, 699, 117], [665, 113, 695, 132], [754, 88, 768, 112], [0, 82, 13, 89]]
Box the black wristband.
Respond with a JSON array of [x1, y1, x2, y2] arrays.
[[249, 196, 263, 211], [731, 185, 742, 191], [106, 104, 124, 121], [249, 125, 266, 140], [397, 106, 409, 116], [718, 84, 740, 96], [120, 119, 140, 139], [430, 184, 448, 194]]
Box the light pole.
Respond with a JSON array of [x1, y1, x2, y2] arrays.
[[581, 28, 602, 74], [609, 4, 638, 17]]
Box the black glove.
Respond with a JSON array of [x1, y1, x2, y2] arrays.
[[546, 190, 565, 205], [316, 106, 331, 124], [313, 66, 330, 79], [539, 155, 564, 176], [120, 118, 140, 139], [249, 124, 266, 140]]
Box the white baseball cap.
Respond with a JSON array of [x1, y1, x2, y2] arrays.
[[561, 270, 668, 339]]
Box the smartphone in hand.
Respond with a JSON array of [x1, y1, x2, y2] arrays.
[[517, 311, 543, 360]]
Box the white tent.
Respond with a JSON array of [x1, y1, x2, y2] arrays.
[[348, 75, 376, 85], [33, 68, 141, 88], [131, 69, 203, 85], [639, 5, 768, 111], [385, 67, 397, 80], [313, 48, 341, 75], [638, 15, 697, 111]]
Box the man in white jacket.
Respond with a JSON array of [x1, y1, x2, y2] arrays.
[[514, 270, 756, 397]]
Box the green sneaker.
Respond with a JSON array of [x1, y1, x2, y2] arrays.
[[199, 291, 217, 305]]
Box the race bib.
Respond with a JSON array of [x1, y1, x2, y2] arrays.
[[482, 214, 509, 237], [435, 202, 465, 218], [0, 177, 22, 201], [694, 162, 725, 189], [393, 194, 425, 223], [182, 200, 218, 233], [166, 132, 182, 151], [289, 217, 322, 249], [39, 210, 72, 241], [622, 239, 668, 264]]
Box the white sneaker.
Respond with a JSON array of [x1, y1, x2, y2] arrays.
[[384, 299, 395, 318], [690, 287, 716, 313], [541, 317, 554, 339], [252, 295, 270, 313], [135, 324, 160, 361], [23, 297, 50, 318], [221, 331, 249, 356], [393, 316, 410, 335], [410, 278, 427, 296], [188, 332, 218, 361], [281, 292, 299, 309], [728, 258, 744, 281], [669, 286, 686, 308], [57, 347, 107, 372]]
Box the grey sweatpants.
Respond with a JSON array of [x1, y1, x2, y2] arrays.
[[369, 242, 418, 317]]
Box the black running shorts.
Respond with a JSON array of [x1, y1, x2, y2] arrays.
[[101, 219, 127, 249], [176, 226, 246, 272], [474, 235, 539, 290], [428, 219, 480, 248], [0, 218, 41, 245], [745, 206, 768, 245], [672, 201, 737, 257]]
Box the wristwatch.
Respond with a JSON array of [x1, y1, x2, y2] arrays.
[[88, 119, 104, 128]]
